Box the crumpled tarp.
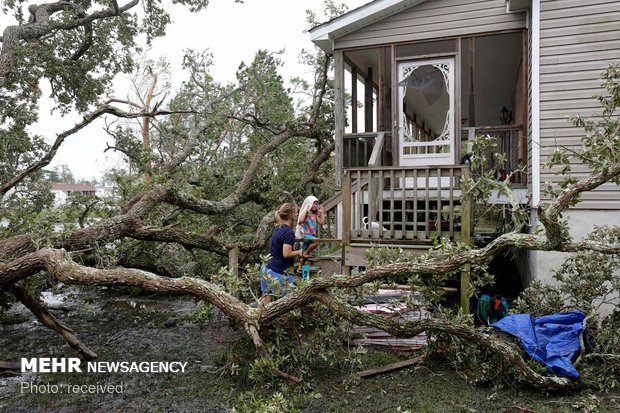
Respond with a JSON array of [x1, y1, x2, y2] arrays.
[[491, 310, 585, 379]]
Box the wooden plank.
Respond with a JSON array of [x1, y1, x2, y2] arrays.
[[0, 361, 20, 371], [449, 168, 454, 236], [357, 170, 363, 237], [378, 48, 385, 131], [338, 4, 524, 44], [390, 169, 395, 238], [413, 169, 418, 238], [379, 169, 384, 238], [391, 45, 399, 167], [468, 36, 476, 126], [355, 356, 426, 379], [425, 169, 430, 239], [365, 67, 373, 132], [351, 67, 358, 134], [401, 169, 407, 236], [541, 0, 618, 12], [342, 171, 351, 247], [336, 22, 526, 50], [540, 21, 618, 40], [368, 132, 385, 167], [382, 47, 392, 135], [334, 50, 344, 191], [368, 169, 375, 235], [460, 167, 473, 314], [342, 171, 351, 276]]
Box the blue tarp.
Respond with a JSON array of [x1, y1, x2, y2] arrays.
[[491, 311, 585, 379]]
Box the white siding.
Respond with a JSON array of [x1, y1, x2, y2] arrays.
[[335, 0, 526, 50], [527, 11, 534, 194], [539, 0, 620, 209]]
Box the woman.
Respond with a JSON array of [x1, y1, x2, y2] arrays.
[[260, 202, 303, 304]]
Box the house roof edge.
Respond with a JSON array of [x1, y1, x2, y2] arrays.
[[309, 0, 428, 53]]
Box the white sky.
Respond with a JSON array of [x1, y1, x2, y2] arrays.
[[2, 0, 369, 180]]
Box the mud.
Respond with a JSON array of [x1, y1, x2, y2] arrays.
[[0, 287, 242, 412]]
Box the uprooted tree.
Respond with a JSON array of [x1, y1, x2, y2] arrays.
[[1, 0, 620, 392]]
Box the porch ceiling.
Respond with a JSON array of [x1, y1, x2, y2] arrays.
[[345, 49, 379, 83]]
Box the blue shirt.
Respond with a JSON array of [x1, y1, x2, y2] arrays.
[[267, 224, 296, 274]]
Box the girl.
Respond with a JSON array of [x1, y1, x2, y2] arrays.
[[296, 195, 325, 274]]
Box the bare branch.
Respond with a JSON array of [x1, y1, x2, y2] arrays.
[[0, 104, 193, 197], [309, 53, 332, 123], [0, 248, 254, 324], [142, 65, 158, 180]]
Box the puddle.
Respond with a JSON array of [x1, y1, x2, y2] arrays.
[[102, 297, 196, 315]]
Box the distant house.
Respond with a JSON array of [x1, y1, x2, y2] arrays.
[[51, 183, 96, 207], [95, 180, 116, 198]]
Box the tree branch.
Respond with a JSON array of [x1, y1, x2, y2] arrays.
[[163, 129, 294, 214], [313, 292, 575, 390], [302, 141, 335, 187], [9, 284, 97, 360], [0, 104, 188, 197], [0, 1, 139, 80], [539, 163, 620, 246]]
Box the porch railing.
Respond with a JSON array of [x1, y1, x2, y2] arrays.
[[343, 132, 391, 168], [341, 165, 471, 242], [462, 125, 526, 185]]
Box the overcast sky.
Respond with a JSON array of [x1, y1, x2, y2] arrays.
[[3, 0, 369, 180]]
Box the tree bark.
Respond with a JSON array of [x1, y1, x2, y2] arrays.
[[313, 292, 576, 391], [9, 285, 97, 360]]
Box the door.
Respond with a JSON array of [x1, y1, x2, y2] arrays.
[[398, 57, 455, 166]]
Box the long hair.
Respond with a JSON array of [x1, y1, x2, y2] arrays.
[[274, 202, 297, 228]]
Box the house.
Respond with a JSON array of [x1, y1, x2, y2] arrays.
[[310, 0, 620, 294], [51, 183, 96, 207], [95, 180, 116, 199]]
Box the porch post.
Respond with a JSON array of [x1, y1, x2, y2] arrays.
[[342, 170, 351, 276], [334, 50, 345, 191], [364, 67, 373, 132], [460, 167, 473, 314]]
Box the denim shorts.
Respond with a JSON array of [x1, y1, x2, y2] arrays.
[[260, 266, 294, 295], [301, 234, 317, 251]]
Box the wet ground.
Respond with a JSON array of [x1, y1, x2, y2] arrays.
[[2, 287, 620, 412], [0, 287, 242, 412]]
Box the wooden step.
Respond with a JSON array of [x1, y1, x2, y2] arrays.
[[344, 243, 433, 267]]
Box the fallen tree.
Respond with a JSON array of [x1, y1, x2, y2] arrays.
[[1, 0, 620, 393]]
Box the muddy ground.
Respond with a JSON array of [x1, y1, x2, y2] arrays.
[[1, 287, 619, 413]]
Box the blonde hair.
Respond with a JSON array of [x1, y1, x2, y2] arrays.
[[274, 202, 297, 227]]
